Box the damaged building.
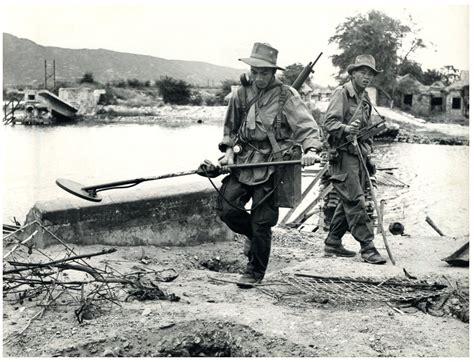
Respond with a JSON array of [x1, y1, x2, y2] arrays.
[[59, 87, 106, 115], [23, 89, 78, 124], [18, 87, 106, 125], [396, 71, 469, 123]]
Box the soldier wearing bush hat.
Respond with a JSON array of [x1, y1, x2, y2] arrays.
[[238, 42, 286, 70], [323, 54, 386, 265], [199, 42, 322, 286], [346, 54, 383, 75]]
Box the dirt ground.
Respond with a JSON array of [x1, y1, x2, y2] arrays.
[[2, 227, 469, 357]]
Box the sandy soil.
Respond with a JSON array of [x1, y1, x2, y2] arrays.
[[2, 227, 468, 357]]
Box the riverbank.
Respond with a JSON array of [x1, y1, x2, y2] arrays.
[[91, 104, 469, 145], [3, 227, 468, 357]]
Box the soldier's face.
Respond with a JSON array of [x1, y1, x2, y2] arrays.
[[250, 67, 275, 89], [352, 66, 375, 89]]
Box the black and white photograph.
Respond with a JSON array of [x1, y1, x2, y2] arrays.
[[1, 0, 470, 358]]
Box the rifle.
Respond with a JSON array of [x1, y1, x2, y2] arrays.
[[336, 119, 387, 150], [291, 52, 323, 91]]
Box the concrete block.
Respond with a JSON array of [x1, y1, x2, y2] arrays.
[[24, 178, 234, 248]]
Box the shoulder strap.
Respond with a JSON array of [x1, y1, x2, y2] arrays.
[[233, 86, 253, 135], [266, 84, 292, 160], [273, 84, 292, 137], [236, 83, 284, 134], [238, 86, 258, 115], [239, 83, 282, 115]]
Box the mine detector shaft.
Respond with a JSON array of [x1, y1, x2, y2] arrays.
[[56, 52, 325, 203]]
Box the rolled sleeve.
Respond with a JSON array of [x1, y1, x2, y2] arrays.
[[219, 93, 242, 152], [284, 94, 322, 151], [324, 88, 347, 141]]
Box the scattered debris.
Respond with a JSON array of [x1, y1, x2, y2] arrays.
[[3, 223, 21, 234], [247, 272, 468, 323], [263, 273, 448, 304], [3, 223, 180, 334], [199, 256, 244, 273], [442, 242, 469, 267], [402, 268, 417, 280], [377, 172, 410, 188], [2, 220, 468, 357], [425, 216, 445, 236], [126, 285, 180, 302], [403, 282, 469, 322], [389, 222, 406, 236], [155, 328, 241, 357]]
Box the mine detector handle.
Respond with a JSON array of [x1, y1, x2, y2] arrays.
[[291, 52, 323, 91], [56, 160, 308, 203]]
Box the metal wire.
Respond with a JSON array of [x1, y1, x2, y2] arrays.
[[258, 274, 447, 304]]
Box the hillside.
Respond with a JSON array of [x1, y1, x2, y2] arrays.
[[3, 33, 245, 87]]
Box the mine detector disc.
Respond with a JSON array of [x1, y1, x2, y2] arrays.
[[56, 178, 102, 202]]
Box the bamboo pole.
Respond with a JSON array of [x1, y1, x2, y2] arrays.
[[377, 200, 386, 234], [355, 142, 396, 265]]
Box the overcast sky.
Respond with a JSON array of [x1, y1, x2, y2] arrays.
[[1, 0, 470, 86]]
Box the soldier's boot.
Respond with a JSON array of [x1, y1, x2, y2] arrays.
[[360, 247, 386, 265], [237, 272, 262, 289], [324, 235, 356, 257], [324, 244, 357, 257]]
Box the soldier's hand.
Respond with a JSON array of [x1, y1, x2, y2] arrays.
[[345, 119, 360, 135], [301, 150, 319, 167], [219, 147, 234, 166], [196, 160, 223, 178]]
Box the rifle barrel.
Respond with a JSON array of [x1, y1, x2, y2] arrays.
[[311, 52, 323, 67]]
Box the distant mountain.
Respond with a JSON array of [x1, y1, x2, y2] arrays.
[[3, 33, 244, 87]]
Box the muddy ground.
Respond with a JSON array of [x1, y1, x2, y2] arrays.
[[2, 226, 469, 357]]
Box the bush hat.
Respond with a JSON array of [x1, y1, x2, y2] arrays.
[[239, 42, 285, 70], [347, 54, 382, 75]]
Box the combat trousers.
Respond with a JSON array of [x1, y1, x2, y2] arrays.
[[217, 174, 278, 280], [325, 150, 375, 251]]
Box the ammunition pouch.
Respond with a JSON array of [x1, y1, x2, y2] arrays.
[[274, 145, 302, 208]]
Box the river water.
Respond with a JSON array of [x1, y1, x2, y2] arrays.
[[1, 121, 469, 237]]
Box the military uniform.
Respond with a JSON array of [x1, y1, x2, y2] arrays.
[[217, 77, 321, 281], [323, 80, 376, 252]]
